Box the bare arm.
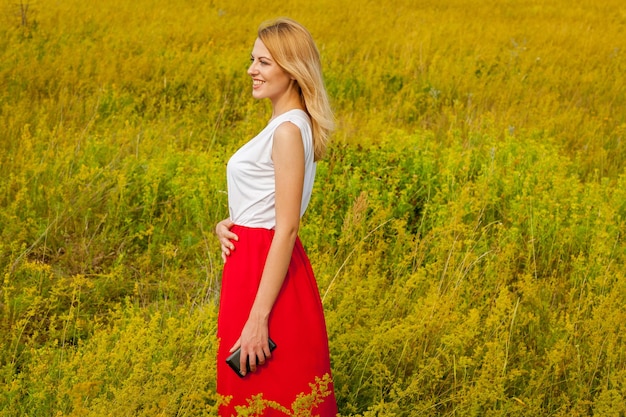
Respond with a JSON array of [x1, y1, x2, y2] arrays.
[[232, 121, 305, 375]]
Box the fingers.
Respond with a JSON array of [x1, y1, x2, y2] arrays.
[[220, 238, 237, 253], [234, 344, 272, 377], [241, 348, 267, 375], [218, 228, 239, 243], [245, 353, 254, 375], [232, 320, 272, 377], [216, 219, 239, 262], [262, 344, 272, 360], [229, 338, 241, 353], [225, 232, 239, 247], [239, 348, 256, 376], [220, 241, 236, 263], [215, 219, 238, 241]]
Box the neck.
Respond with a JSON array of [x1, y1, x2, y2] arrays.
[[270, 81, 304, 120]]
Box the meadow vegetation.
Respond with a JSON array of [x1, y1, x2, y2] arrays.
[[1, 0, 625, 415]]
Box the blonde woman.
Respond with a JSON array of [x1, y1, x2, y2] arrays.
[[215, 18, 338, 415]]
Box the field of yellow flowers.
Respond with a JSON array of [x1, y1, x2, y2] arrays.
[[1, 0, 625, 415]]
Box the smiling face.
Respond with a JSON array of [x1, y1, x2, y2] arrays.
[[247, 38, 293, 104]]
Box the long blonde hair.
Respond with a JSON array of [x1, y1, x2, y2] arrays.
[[258, 18, 333, 161]]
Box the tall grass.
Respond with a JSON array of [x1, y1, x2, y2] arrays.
[[1, 0, 625, 415]]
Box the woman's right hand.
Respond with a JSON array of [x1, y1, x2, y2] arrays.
[[215, 218, 239, 263]]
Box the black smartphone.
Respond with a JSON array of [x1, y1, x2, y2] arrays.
[[225, 337, 277, 378]]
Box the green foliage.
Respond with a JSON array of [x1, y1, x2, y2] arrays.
[[1, 303, 221, 416], [1, 0, 625, 415], [231, 374, 335, 417]]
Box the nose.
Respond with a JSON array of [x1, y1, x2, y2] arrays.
[[247, 60, 258, 76]]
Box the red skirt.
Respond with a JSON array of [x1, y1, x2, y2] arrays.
[[216, 225, 337, 416]]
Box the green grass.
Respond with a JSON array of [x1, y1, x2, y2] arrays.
[[1, 0, 625, 415]]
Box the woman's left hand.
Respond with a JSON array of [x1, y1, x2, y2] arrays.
[[229, 316, 272, 377]]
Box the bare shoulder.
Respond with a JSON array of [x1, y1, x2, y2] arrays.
[[273, 121, 302, 143], [273, 121, 304, 157]]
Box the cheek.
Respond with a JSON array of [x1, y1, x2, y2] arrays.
[[276, 73, 292, 87], [270, 67, 290, 83]]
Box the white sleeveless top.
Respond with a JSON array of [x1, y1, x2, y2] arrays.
[[226, 109, 316, 229]]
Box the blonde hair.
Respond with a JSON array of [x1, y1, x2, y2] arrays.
[[258, 18, 333, 161]]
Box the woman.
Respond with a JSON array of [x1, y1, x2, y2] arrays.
[[215, 18, 338, 416]]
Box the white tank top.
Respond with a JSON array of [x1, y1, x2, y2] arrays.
[[226, 109, 316, 229]]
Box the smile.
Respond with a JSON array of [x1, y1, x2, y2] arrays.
[[253, 80, 265, 85]]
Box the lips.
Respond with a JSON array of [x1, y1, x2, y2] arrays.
[[253, 79, 265, 86]]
